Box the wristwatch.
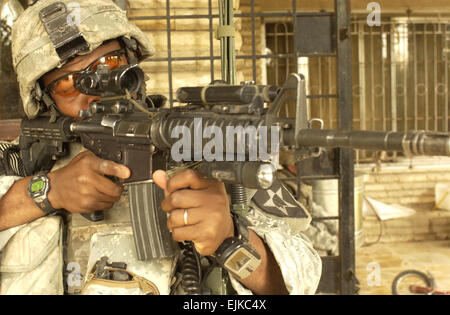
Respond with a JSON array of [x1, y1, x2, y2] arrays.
[[27, 174, 58, 215], [214, 213, 262, 280]]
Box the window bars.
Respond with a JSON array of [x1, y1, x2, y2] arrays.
[[265, 17, 450, 162], [128, 0, 302, 107]]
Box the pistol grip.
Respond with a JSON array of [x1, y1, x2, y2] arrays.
[[82, 211, 105, 222]]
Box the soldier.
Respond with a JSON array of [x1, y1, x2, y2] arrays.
[[0, 0, 321, 295]]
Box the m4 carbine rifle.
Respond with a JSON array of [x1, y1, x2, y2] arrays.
[[19, 64, 450, 261]]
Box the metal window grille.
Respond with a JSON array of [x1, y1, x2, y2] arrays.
[[128, 0, 303, 107], [265, 16, 450, 162]]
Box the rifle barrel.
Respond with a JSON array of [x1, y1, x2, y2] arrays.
[[152, 112, 450, 158], [296, 129, 450, 157]]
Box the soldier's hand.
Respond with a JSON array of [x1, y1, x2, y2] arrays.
[[153, 169, 234, 256], [47, 150, 130, 214]]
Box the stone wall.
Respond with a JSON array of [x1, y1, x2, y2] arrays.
[[356, 159, 450, 205], [357, 159, 450, 243], [362, 169, 450, 205]]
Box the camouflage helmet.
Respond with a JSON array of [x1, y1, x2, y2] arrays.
[[11, 0, 155, 119]]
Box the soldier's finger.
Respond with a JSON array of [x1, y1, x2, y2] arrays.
[[170, 225, 201, 243], [92, 173, 124, 198], [94, 189, 122, 204], [72, 150, 92, 163], [160, 189, 204, 212], [152, 170, 168, 196], [166, 169, 211, 194], [81, 189, 119, 206], [193, 242, 215, 257], [96, 159, 131, 179], [167, 208, 202, 230]]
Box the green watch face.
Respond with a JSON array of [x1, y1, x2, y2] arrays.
[[31, 180, 45, 193]]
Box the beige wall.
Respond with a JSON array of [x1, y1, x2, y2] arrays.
[[258, 0, 450, 14], [126, 0, 449, 102], [128, 0, 247, 99]]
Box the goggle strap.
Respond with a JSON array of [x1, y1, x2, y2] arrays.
[[42, 92, 56, 109]]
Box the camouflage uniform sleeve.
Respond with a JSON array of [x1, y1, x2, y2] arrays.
[[0, 174, 24, 251], [228, 206, 322, 295]]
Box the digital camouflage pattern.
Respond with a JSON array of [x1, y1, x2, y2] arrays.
[[11, 0, 154, 118], [0, 215, 64, 294], [303, 203, 338, 256], [83, 226, 177, 295], [231, 206, 322, 295]]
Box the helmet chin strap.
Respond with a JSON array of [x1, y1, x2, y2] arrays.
[[30, 79, 60, 122], [120, 37, 140, 65], [41, 92, 61, 123]]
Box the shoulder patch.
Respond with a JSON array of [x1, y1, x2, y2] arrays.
[[251, 178, 309, 219]]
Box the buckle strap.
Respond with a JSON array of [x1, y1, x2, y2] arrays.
[[39, 2, 89, 61]]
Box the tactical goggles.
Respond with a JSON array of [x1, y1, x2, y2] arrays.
[[44, 49, 127, 97]]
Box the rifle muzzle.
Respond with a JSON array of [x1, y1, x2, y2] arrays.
[[296, 129, 450, 157]]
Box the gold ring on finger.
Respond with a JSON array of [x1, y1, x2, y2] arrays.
[[184, 209, 189, 226]]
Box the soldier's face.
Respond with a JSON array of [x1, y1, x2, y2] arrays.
[[41, 40, 128, 118]]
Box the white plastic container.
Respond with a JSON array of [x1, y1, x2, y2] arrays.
[[310, 174, 365, 248], [434, 183, 450, 211]]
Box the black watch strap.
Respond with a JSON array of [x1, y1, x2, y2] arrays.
[[213, 212, 261, 279], [214, 235, 262, 280], [36, 198, 58, 215], [232, 212, 250, 241], [214, 237, 243, 265]]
